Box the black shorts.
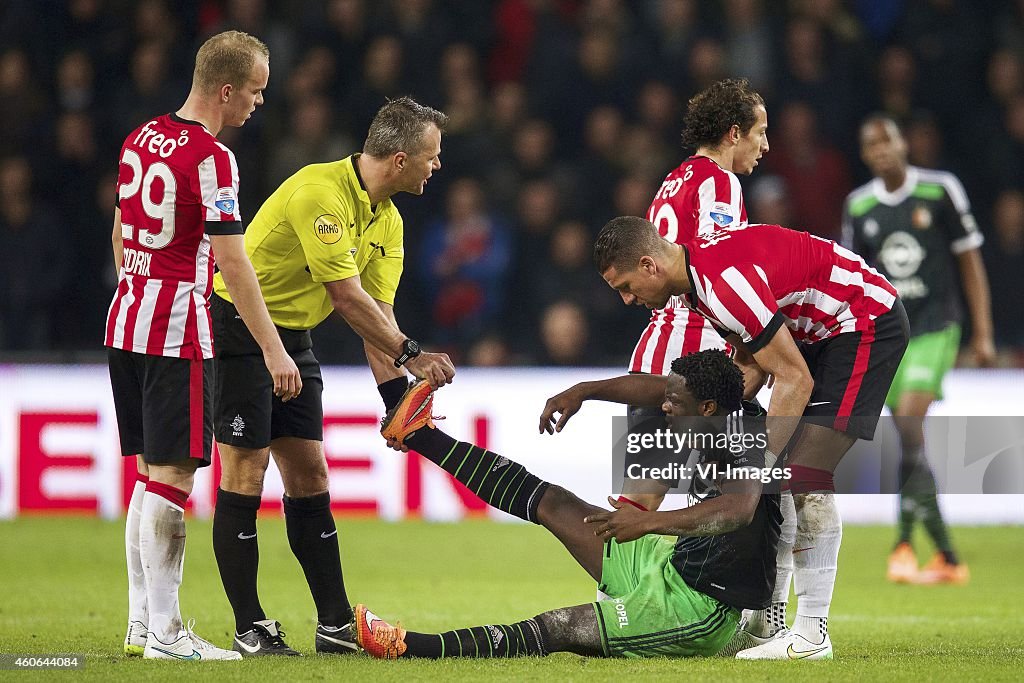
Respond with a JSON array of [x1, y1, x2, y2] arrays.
[[107, 347, 213, 466], [211, 294, 324, 449], [798, 298, 910, 440]]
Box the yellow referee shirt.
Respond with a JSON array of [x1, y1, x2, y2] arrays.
[[213, 154, 404, 330]]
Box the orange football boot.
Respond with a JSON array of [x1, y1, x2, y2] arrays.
[[355, 605, 407, 659], [380, 379, 440, 447], [915, 554, 970, 585], [886, 542, 918, 583]]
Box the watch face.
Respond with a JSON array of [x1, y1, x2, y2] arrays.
[[407, 340, 421, 355]]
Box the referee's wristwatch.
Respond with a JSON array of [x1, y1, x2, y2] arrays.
[[394, 338, 422, 368]]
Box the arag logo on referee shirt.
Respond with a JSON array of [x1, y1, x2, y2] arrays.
[[314, 214, 343, 244]]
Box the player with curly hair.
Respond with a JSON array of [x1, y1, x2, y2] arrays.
[[353, 350, 780, 660], [623, 77, 779, 650], [631, 78, 768, 377], [626, 78, 768, 500], [680, 78, 768, 153]]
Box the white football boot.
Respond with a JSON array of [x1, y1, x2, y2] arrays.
[[124, 620, 148, 656], [735, 628, 833, 660], [144, 619, 242, 661]]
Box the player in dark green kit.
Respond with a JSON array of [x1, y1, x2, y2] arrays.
[[354, 351, 781, 660], [842, 115, 995, 585]]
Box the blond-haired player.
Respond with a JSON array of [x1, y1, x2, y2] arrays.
[[109, 30, 299, 661]]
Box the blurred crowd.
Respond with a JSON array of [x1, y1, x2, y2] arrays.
[[2, 0, 1024, 366]]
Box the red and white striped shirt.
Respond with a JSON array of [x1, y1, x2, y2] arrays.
[[105, 114, 243, 359], [631, 156, 746, 373], [682, 224, 898, 351]]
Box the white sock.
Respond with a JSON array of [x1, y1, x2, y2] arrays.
[[795, 614, 829, 643], [747, 490, 796, 637], [140, 484, 188, 641], [125, 479, 148, 627], [793, 491, 842, 644]]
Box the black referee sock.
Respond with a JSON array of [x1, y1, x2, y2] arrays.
[[213, 488, 266, 632], [283, 492, 353, 627], [378, 377, 410, 411], [402, 618, 548, 659], [405, 427, 549, 523]]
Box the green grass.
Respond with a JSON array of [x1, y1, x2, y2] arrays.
[[0, 518, 1022, 681]]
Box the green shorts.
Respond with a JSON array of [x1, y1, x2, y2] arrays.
[[885, 324, 961, 409], [593, 535, 739, 658]]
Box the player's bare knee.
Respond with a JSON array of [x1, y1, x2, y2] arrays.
[[536, 485, 572, 524], [270, 437, 327, 497], [222, 468, 268, 497], [218, 447, 270, 496], [280, 460, 328, 498], [537, 485, 593, 526]]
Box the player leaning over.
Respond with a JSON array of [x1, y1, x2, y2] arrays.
[[353, 350, 780, 660], [107, 31, 301, 661], [843, 115, 995, 585], [209, 97, 455, 656], [595, 216, 909, 659]]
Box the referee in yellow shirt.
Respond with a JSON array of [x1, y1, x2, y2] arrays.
[[209, 97, 455, 656]]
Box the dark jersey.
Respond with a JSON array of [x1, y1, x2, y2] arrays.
[[842, 166, 983, 336], [670, 401, 782, 611]]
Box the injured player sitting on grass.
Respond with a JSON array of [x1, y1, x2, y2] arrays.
[[355, 350, 781, 659]]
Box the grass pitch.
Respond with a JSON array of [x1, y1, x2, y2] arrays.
[[0, 517, 1021, 681]]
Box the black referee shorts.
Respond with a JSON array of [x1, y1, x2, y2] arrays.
[[210, 294, 324, 449], [799, 298, 910, 440], [107, 347, 214, 467]]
